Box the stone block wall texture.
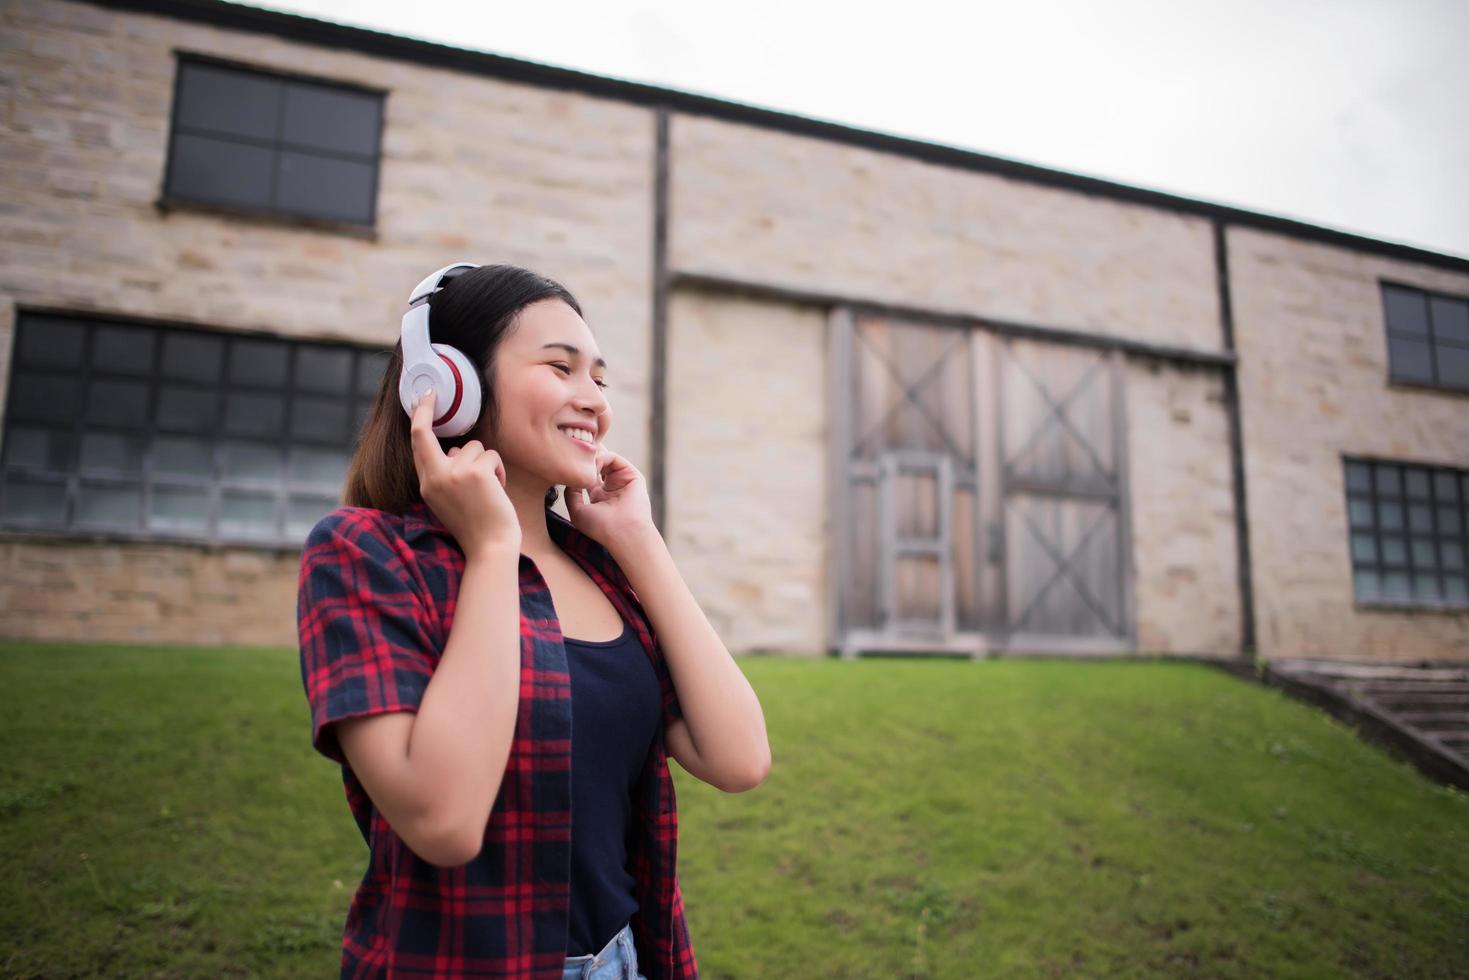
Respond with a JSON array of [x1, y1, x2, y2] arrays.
[[1228, 226, 1469, 662], [1124, 358, 1242, 656], [664, 289, 829, 655], [669, 114, 1224, 354], [1, 0, 656, 646]]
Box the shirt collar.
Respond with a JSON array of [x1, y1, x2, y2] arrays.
[[401, 498, 603, 565]]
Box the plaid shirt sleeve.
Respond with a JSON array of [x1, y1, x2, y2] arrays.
[[297, 508, 438, 765]]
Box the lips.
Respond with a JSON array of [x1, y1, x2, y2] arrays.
[[558, 426, 597, 452]]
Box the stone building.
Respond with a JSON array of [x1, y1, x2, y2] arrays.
[[2, 0, 1466, 663]]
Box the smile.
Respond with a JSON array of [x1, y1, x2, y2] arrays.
[[558, 426, 597, 451]]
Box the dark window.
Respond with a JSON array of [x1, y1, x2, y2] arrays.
[[163, 57, 384, 227], [1381, 282, 1469, 392], [1, 313, 388, 546], [1344, 457, 1469, 608]]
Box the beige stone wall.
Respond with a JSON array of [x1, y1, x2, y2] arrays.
[[0, 536, 299, 646], [1125, 358, 1242, 656], [1228, 226, 1469, 662], [669, 114, 1223, 353], [664, 289, 829, 655], [1, 0, 655, 644]]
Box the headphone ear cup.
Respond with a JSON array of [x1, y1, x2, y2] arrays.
[[429, 343, 483, 438]]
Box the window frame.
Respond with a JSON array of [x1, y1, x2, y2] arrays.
[[159, 52, 387, 234], [1380, 279, 1469, 396], [1343, 455, 1469, 613], [0, 309, 390, 552]]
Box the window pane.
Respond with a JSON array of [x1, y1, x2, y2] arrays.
[[223, 392, 284, 437], [290, 395, 348, 441], [1413, 574, 1441, 600], [17, 318, 85, 368], [287, 446, 347, 489], [167, 133, 274, 210], [85, 378, 150, 428], [1382, 285, 1429, 337], [1353, 569, 1380, 601], [174, 61, 282, 141], [9, 374, 80, 422], [296, 346, 353, 395], [79, 432, 144, 476], [220, 440, 282, 483], [1447, 576, 1469, 602], [281, 82, 380, 156], [352, 399, 374, 437], [1373, 467, 1399, 496], [219, 490, 277, 540], [1387, 337, 1433, 384], [1443, 542, 1464, 571], [157, 385, 219, 433], [229, 337, 289, 387], [1434, 471, 1459, 503], [149, 485, 210, 535], [1408, 503, 1433, 533], [92, 326, 155, 375], [153, 435, 213, 479], [1382, 571, 1410, 600], [1438, 507, 1462, 535], [1350, 533, 1376, 563], [1429, 296, 1469, 344], [1435, 346, 1469, 389], [287, 494, 339, 541], [1410, 538, 1437, 569], [1377, 502, 1402, 531], [3, 426, 74, 471], [1404, 469, 1429, 499], [1, 475, 67, 524], [274, 151, 375, 224], [76, 482, 141, 529], [356, 351, 389, 395], [161, 333, 223, 381], [1380, 535, 1406, 564]]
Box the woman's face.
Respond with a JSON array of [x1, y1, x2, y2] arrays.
[[480, 297, 611, 492]]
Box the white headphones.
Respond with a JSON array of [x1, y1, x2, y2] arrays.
[[397, 262, 484, 437]]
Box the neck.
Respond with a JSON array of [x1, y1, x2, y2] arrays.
[[502, 466, 555, 557]]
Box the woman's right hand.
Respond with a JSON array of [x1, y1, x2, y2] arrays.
[[410, 389, 522, 558]]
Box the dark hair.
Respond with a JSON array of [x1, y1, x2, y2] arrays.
[[342, 264, 582, 513]]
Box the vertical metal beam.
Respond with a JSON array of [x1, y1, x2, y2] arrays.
[[1213, 220, 1258, 657], [649, 106, 671, 531]]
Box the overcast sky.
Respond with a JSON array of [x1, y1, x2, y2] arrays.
[[242, 0, 1469, 260]]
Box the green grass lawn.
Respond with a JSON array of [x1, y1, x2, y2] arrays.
[[1, 643, 1465, 979]]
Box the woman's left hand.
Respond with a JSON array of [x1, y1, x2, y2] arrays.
[[564, 445, 657, 550]]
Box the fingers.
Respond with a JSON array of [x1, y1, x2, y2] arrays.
[[408, 388, 443, 477]]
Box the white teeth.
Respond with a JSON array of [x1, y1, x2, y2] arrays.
[[559, 426, 594, 445]]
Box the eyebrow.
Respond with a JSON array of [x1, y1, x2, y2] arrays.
[[541, 342, 607, 370]]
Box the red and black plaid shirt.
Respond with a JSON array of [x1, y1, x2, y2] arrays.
[[297, 500, 698, 979]]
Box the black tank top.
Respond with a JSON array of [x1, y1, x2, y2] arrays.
[[563, 616, 663, 956]]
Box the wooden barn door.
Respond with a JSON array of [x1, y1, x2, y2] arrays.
[[829, 310, 1134, 657], [829, 311, 988, 656], [994, 338, 1134, 652]]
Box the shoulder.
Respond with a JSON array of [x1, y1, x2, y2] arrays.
[[303, 506, 406, 557]]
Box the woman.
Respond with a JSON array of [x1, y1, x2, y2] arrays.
[[297, 263, 771, 979]]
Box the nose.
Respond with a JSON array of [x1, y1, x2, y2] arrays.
[[574, 377, 608, 417]]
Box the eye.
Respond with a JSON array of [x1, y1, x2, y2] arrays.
[[551, 363, 609, 390]]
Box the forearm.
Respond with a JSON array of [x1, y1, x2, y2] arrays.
[[404, 545, 522, 847], [610, 527, 770, 785]]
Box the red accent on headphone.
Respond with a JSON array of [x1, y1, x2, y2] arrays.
[[433, 353, 464, 427]]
